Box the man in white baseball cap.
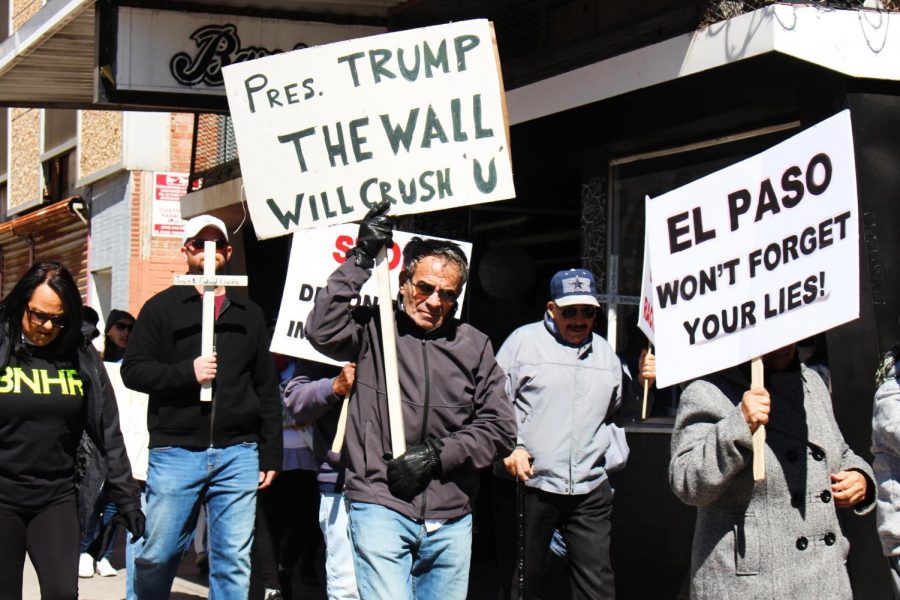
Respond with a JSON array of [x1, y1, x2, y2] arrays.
[[123, 214, 282, 600]]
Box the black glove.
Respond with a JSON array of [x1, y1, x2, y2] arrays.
[[346, 199, 393, 268], [120, 508, 146, 543], [387, 437, 444, 502]]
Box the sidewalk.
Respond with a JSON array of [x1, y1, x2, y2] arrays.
[[22, 536, 209, 600]]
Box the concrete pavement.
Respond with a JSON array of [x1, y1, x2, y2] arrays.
[[21, 537, 209, 600]]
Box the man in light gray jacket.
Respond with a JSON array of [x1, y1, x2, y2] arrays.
[[498, 268, 655, 600], [873, 343, 900, 599]]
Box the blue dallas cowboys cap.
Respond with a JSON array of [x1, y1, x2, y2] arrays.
[[550, 268, 600, 307]]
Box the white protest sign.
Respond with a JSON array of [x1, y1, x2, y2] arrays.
[[222, 19, 514, 239], [647, 110, 859, 388], [104, 363, 149, 481], [271, 227, 473, 364]]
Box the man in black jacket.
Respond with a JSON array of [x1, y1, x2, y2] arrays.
[[306, 201, 516, 600], [122, 215, 282, 600]]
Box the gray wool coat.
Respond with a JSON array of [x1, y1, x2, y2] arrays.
[[669, 364, 875, 600]]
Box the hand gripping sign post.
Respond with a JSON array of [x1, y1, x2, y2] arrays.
[[270, 227, 472, 455], [174, 242, 248, 401], [223, 20, 514, 457], [644, 110, 860, 480]]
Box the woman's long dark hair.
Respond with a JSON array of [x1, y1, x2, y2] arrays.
[[0, 261, 83, 358]]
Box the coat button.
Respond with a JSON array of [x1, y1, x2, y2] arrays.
[[824, 532, 836, 546], [820, 490, 832, 503], [791, 493, 804, 508], [812, 448, 825, 461], [796, 536, 809, 550], [787, 449, 799, 462]]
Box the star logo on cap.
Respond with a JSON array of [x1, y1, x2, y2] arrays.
[[562, 276, 589, 294]]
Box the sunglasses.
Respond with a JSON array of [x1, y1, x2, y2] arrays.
[[26, 307, 67, 328], [410, 280, 459, 302], [185, 238, 229, 252], [560, 305, 597, 320], [113, 321, 134, 332]]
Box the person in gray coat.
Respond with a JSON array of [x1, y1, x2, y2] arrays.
[[873, 343, 900, 598], [670, 342, 874, 599]]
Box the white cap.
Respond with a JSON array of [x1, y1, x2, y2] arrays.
[[182, 215, 228, 245]]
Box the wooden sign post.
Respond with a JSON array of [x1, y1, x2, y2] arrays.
[[751, 357, 766, 481], [174, 240, 248, 402]]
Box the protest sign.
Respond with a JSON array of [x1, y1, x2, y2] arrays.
[[223, 19, 514, 240], [105, 363, 149, 481], [646, 110, 859, 389], [270, 227, 473, 365]]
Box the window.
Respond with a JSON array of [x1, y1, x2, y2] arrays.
[[43, 109, 77, 155], [42, 150, 76, 202], [607, 123, 799, 423]]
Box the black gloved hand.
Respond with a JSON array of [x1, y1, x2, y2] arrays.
[[346, 199, 393, 269], [387, 437, 444, 502], [120, 508, 146, 543]]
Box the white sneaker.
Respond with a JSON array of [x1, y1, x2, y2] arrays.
[[78, 553, 94, 578], [95, 557, 118, 577]]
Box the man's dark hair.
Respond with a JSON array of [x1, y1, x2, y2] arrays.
[[0, 261, 84, 358], [402, 237, 469, 288]]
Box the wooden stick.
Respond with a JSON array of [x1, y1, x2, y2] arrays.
[[331, 396, 350, 454], [751, 357, 765, 481], [641, 343, 653, 420], [375, 247, 406, 458]]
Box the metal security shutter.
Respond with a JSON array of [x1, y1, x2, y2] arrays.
[[0, 198, 88, 299]]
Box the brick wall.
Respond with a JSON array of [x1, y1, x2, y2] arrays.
[[170, 113, 193, 173]]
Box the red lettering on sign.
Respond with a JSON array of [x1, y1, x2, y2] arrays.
[[642, 297, 654, 330], [333, 235, 353, 263]]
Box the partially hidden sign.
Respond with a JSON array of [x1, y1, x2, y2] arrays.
[[646, 110, 859, 388], [271, 227, 473, 365], [222, 19, 514, 239]]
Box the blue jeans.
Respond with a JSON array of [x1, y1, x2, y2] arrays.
[[79, 491, 118, 560], [348, 501, 472, 600], [135, 444, 259, 600], [319, 491, 358, 599]]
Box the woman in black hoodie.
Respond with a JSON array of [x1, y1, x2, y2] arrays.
[[0, 262, 144, 600]]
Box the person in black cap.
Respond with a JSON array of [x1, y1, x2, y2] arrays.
[[496, 268, 655, 599], [102, 309, 135, 363]]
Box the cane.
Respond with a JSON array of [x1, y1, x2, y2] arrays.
[[516, 475, 526, 600]]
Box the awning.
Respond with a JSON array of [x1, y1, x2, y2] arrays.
[[0, 0, 404, 109]]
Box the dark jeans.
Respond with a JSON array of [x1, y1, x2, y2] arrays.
[[251, 469, 322, 596], [0, 494, 80, 600], [518, 480, 615, 600]]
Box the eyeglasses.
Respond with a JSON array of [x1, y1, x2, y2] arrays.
[[26, 307, 67, 328], [113, 322, 133, 332], [560, 305, 597, 320], [410, 280, 459, 302], [185, 238, 229, 252]]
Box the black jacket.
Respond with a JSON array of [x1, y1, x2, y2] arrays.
[[306, 260, 516, 520], [122, 285, 282, 471], [0, 328, 141, 534]]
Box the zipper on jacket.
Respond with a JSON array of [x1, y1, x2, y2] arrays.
[[206, 298, 232, 448], [419, 339, 430, 520]]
